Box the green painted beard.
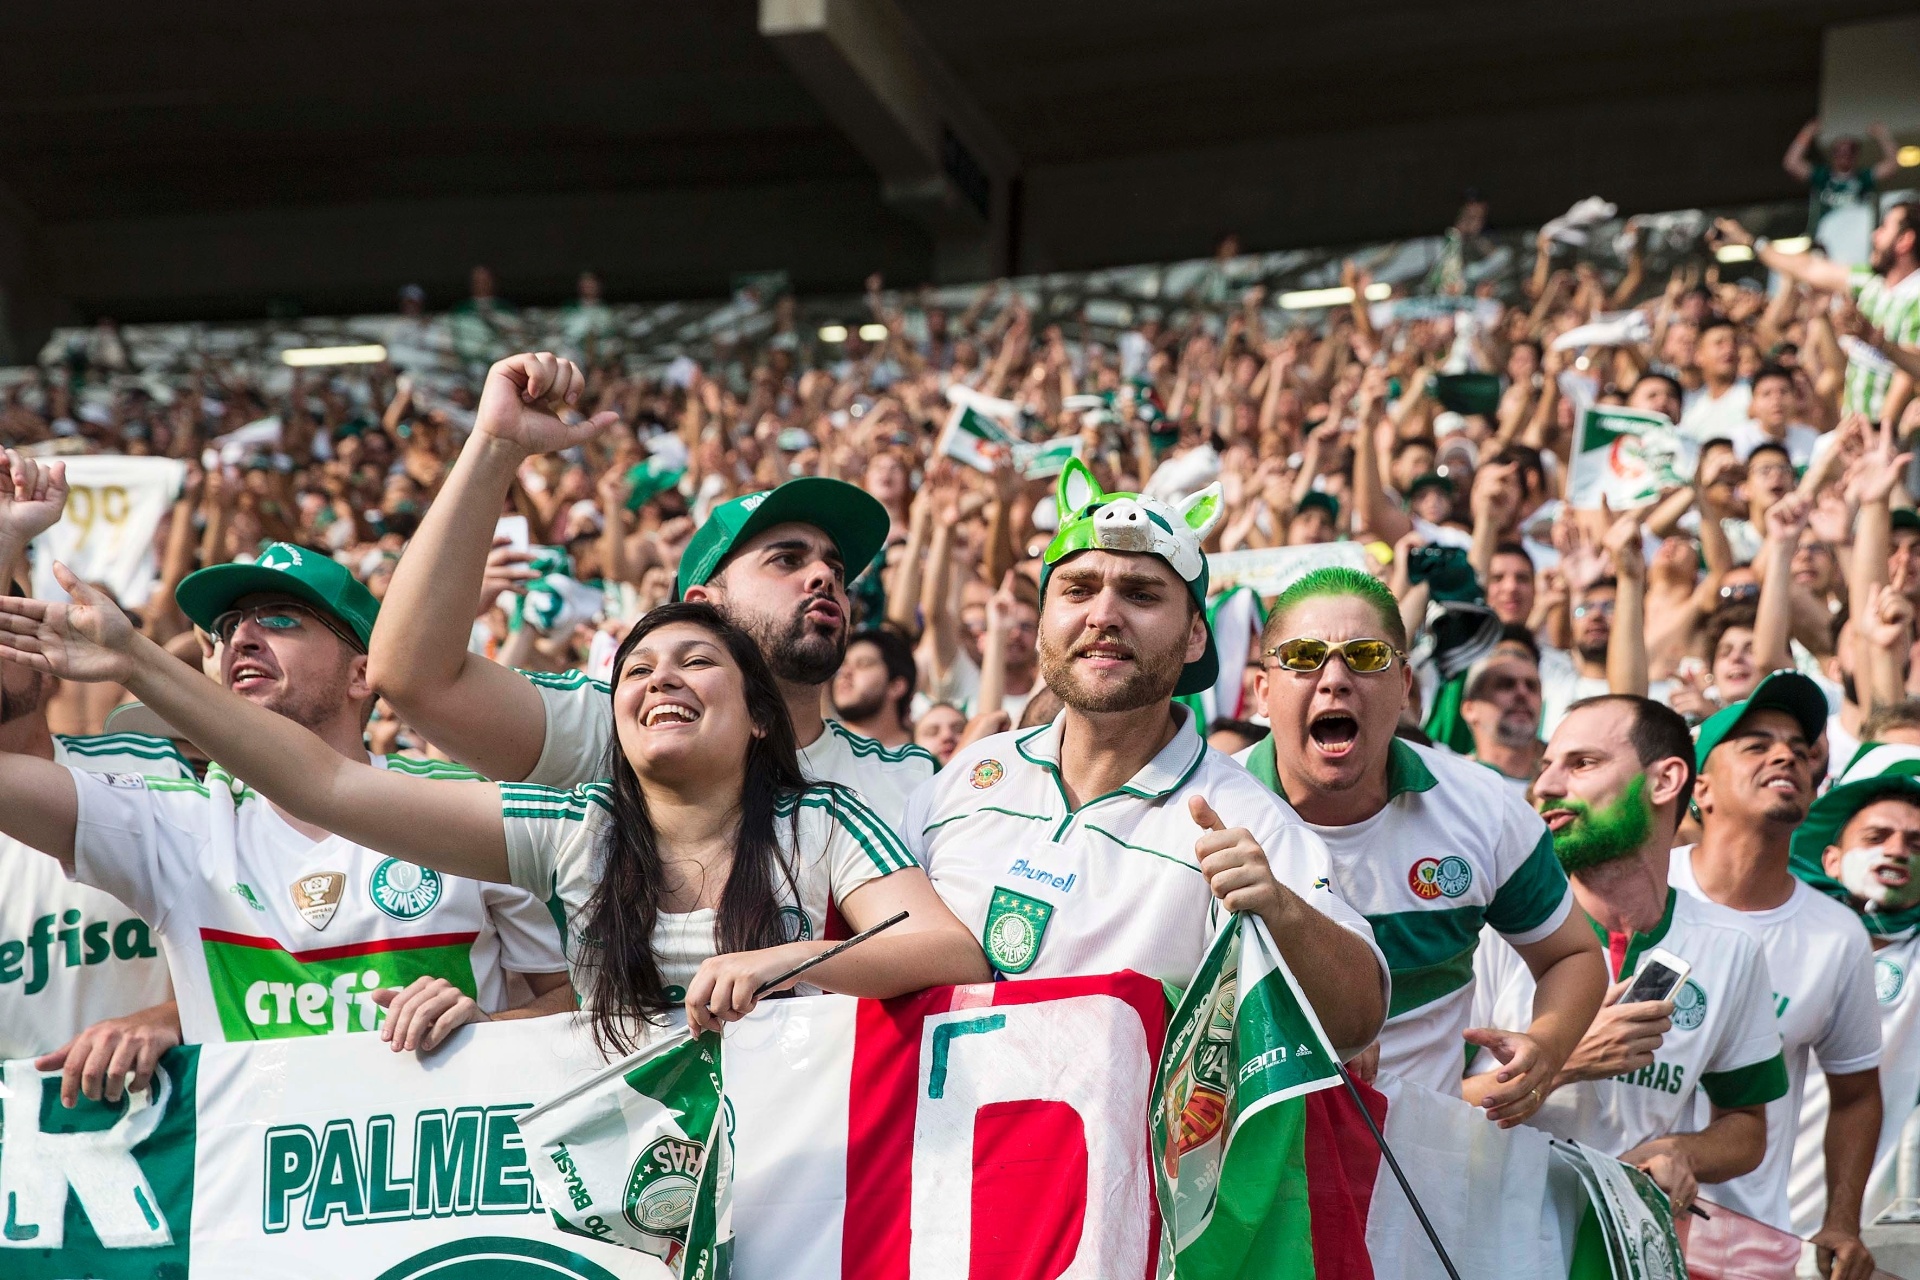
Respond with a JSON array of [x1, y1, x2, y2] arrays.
[[1540, 774, 1652, 873]]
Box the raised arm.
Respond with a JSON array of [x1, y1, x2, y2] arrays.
[[1783, 119, 1821, 183], [1753, 493, 1810, 676], [0, 568, 512, 882], [1604, 512, 1650, 696], [368, 353, 617, 781], [1710, 218, 1852, 294]]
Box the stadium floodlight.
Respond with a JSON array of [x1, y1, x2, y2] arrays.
[[818, 325, 848, 343], [858, 323, 889, 341], [281, 344, 388, 367], [1714, 244, 1755, 263], [1900, 145, 1920, 168], [1771, 237, 1812, 254]]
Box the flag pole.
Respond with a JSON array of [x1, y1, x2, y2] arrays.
[[1333, 1061, 1463, 1280]]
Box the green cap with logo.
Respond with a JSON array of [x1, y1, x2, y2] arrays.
[[176, 542, 380, 649], [1691, 669, 1829, 770], [1791, 743, 1920, 936], [673, 477, 889, 601]]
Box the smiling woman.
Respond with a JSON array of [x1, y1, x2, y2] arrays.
[[0, 583, 990, 1055]]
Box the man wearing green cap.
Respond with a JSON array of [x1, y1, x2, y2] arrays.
[[368, 352, 935, 827], [902, 459, 1388, 1056], [1669, 671, 1881, 1273], [0, 547, 573, 1053], [1786, 744, 1920, 1265]]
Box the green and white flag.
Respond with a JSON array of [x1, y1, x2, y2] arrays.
[[1555, 1141, 1688, 1280], [937, 402, 1018, 474], [1013, 435, 1083, 480], [518, 1031, 732, 1279], [1152, 913, 1344, 1277], [1567, 407, 1697, 511]]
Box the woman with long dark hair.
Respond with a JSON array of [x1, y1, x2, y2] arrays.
[[0, 585, 988, 1051]]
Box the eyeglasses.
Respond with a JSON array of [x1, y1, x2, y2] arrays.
[[1718, 583, 1760, 605], [1264, 636, 1403, 674], [208, 602, 363, 653], [1572, 601, 1615, 620]]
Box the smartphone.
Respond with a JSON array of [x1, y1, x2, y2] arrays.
[[493, 515, 530, 554], [1623, 947, 1691, 1005]]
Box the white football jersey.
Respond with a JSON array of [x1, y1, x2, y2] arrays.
[[1671, 846, 1881, 1229], [1473, 890, 1787, 1159], [498, 780, 916, 1002], [1791, 930, 1920, 1234], [1238, 735, 1574, 1094], [522, 669, 936, 830], [69, 756, 568, 1044], [0, 733, 193, 1058], [910, 708, 1386, 1003]]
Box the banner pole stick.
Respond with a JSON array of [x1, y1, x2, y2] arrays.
[[1334, 1061, 1463, 1280]]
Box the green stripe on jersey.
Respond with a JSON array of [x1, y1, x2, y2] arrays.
[[1369, 905, 1484, 972], [826, 721, 938, 770], [1700, 1053, 1790, 1109], [776, 785, 916, 874], [1485, 830, 1570, 937], [923, 806, 1052, 836], [520, 668, 610, 695], [384, 755, 485, 781], [144, 777, 210, 796], [59, 732, 194, 777], [1385, 944, 1479, 1019], [499, 781, 612, 821]]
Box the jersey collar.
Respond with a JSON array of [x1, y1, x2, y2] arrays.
[[1586, 887, 1678, 980], [1014, 703, 1206, 809], [1242, 734, 1438, 807]]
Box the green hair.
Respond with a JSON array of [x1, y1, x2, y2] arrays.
[[1265, 566, 1407, 649]]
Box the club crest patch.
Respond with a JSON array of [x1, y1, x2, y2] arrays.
[[369, 858, 443, 921], [290, 871, 347, 931], [1671, 979, 1707, 1031], [1408, 855, 1473, 900], [1877, 956, 1906, 1006], [969, 759, 1005, 789], [982, 886, 1053, 974]]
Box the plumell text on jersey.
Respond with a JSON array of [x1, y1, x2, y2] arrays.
[[0, 910, 158, 995]]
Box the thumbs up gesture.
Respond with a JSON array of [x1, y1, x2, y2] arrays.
[[1190, 794, 1283, 917]]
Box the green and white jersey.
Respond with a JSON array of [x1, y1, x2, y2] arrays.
[[1791, 930, 1920, 1235], [1472, 889, 1788, 1158], [69, 755, 568, 1045], [1671, 846, 1881, 1229], [1236, 735, 1573, 1093], [1845, 266, 1920, 423], [0, 733, 192, 1058], [522, 669, 936, 830], [908, 707, 1386, 996], [499, 780, 915, 1003]]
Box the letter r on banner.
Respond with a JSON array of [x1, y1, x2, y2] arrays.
[[0, 1061, 173, 1250], [908, 996, 1151, 1280]]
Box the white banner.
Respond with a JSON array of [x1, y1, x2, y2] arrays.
[[30, 455, 188, 607]]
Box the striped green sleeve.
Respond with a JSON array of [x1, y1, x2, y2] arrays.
[[782, 785, 918, 877], [1700, 1053, 1789, 1109], [499, 781, 609, 821], [1485, 828, 1571, 939]]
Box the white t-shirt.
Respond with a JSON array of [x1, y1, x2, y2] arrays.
[[70, 757, 568, 1045], [498, 780, 915, 1002], [1538, 647, 1607, 740], [1472, 890, 1787, 1159], [523, 669, 936, 831], [0, 733, 194, 1058], [907, 707, 1386, 1002], [1236, 735, 1574, 1093], [1729, 420, 1821, 470], [1670, 846, 1882, 1229], [1793, 930, 1920, 1233], [1680, 382, 1753, 441]]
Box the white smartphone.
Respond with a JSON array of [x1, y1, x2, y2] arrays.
[[493, 515, 531, 554], [1623, 947, 1691, 1005]]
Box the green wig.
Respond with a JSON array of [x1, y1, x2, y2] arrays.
[[1266, 566, 1407, 650]]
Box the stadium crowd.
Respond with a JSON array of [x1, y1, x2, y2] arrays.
[[1, 125, 1919, 1277]]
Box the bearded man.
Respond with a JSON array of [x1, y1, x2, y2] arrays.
[[1473, 694, 1786, 1216], [904, 459, 1388, 1056]]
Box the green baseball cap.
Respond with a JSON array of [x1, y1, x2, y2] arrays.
[[176, 542, 380, 649], [1691, 670, 1828, 770], [1405, 472, 1454, 501], [1790, 744, 1920, 936], [1891, 508, 1920, 535], [1295, 491, 1340, 521], [674, 478, 889, 601]]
